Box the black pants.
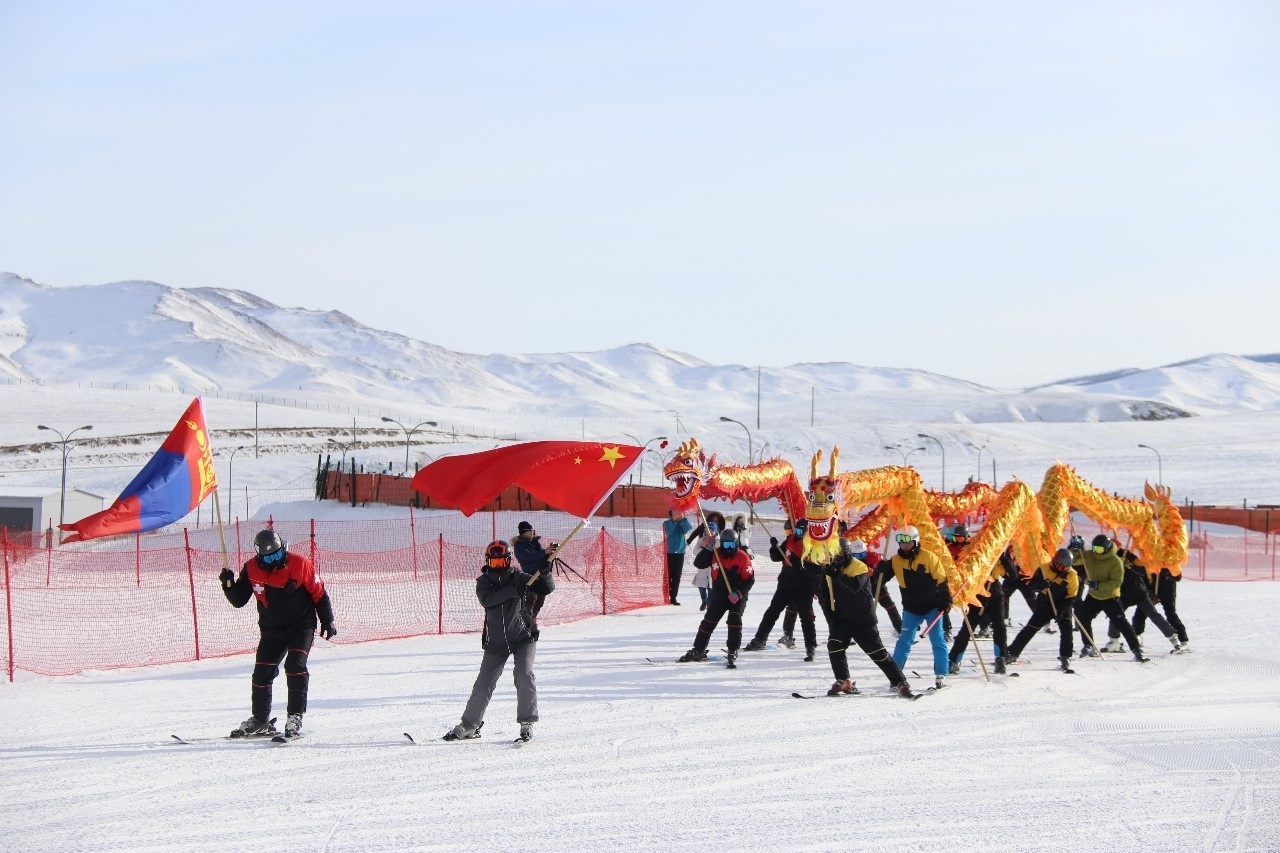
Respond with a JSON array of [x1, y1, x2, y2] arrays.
[[756, 585, 817, 649], [1006, 594, 1074, 660], [1076, 596, 1141, 655], [827, 620, 906, 688], [692, 594, 749, 653], [251, 623, 315, 719], [1108, 595, 1174, 641], [1134, 571, 1187, 643], [950, 586, 1009, 661], [666, 553, 685, 603]]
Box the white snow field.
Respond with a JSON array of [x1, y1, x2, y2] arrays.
[[0, 573, 1276, 852]]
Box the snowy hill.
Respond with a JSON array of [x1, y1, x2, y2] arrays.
[[6, 273, 1280, 422]]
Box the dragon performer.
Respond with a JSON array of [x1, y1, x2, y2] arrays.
[[1037, 463, 1188, 570], [662, 437, 807, 521], [801, 447, 1047, 609]]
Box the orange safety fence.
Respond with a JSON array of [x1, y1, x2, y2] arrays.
[[1, 510, 668, 681]]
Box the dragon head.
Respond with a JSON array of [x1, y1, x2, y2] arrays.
[[802, 447, 845, 564], [663, 437, 716, 508]]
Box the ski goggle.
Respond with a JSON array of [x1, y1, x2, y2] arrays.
[[895, 534, 916, 545], [719, 541, 738, 553], [260, 549, 285, 565], [1092, 544, 1107, 554], [852, 552, 868, 560]]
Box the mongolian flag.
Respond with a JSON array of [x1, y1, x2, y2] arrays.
[[411, 441, 644, 518], [60, 398, 218, 543]]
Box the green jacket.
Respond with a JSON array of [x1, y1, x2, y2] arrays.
[[1081, 546, 1124, 600]]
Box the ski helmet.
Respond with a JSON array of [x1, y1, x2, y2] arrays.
[[254, 529, 287, 566], [717, 529, 739, 554], [951, 524, 970, 541], [849, 539, 868, 559], [1052, 548, 1073, 569], [1091, 534, 1111, 552], [895, 526, 920, 547], [484, 540, 512, 570]]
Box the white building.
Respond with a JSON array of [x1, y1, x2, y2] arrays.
[[0, 486, 105, 534]]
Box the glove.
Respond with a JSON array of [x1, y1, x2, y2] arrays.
[[727, 591, 741, 605], [769, 536, 779, 547], [319, 622, 338, 640], [219, 567, 235, 589], [1087, 580, 1100, 590], [1150, 596, 1161, 605]]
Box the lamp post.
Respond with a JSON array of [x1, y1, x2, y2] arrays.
[[226, 446, 247, 518], [967, 443, 988, 484], [884, 444, 925, 466], [719, 416, 753, 463], [1137, 443, 1163, 485], [622, 433, 668, 485], [917, 433, 945, 490], [37, 423, 93, 534], [381, 416, 438, 474], [327, 437, 354, 471], [756, 441, 770, 464]]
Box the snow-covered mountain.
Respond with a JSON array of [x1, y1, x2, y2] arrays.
[[5, 272, 1280, 422]]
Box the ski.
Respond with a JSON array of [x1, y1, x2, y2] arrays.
[[791, 690, 922, 701], [647, 656, 722, 664], [271, 732, 302, 744], [404, 732, 416, 744]]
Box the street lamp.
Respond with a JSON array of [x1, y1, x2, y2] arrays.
[[382, 416, 438, 474], [884, 444, 925, 465], [37, 423, 93, 534], [756, 441, 770, 464], [622, 433, 668, 485], [226, 446, 247, 517], [328, 437, 354, 471], [719, 416, 753, 463], [1137, 443, 1163, 485], [967, 443, 988, 484], [917, 433, 945, 491]]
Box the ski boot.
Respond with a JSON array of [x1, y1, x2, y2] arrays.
[[230, 715, 277, 738], [803, 646, 816, 662], [827, 678, 856, 696], [777, 634, 796, 650], [443, 721, 483, 741], [678, 648, 708, 663], [284, 713, 303, 739], [1103, 637, 1125, 653], [994, 656, 1006, 675], [743, 637, 767, 652]]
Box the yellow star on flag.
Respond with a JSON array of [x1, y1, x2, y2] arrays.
[[598, 446, 626, 468]]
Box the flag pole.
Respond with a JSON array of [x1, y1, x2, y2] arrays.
[[527, 519, 589, 585], [212, 488, 231, 575]]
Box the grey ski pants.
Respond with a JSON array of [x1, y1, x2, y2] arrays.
[[461, 641, 538, 730]]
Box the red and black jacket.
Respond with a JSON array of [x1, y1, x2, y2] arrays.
[[224, 552, 334, 632]]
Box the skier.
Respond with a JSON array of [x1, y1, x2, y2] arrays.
[[1076, 535, 1149, 662], [818, 537, 915, 697], [947, 540, 1014, 675], [887, 526, 953, 690], [444, 539, 554, 744], [1067, 535, 1089, 602], [1004, 548, 1079, 672], [1102, 549, 1184, 654], [1134, 561, 1190, 651], [743, 518, 819, 660], [219, 528, 337, 740], [678, 529, 755, 668]]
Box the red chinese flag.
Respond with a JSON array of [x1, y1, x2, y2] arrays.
[[411, 441, 644, 518]]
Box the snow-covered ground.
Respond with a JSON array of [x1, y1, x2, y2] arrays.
[[0, 575, 1277, 852]]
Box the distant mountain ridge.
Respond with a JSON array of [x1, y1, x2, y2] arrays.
[[4, 272, 1280, 423]]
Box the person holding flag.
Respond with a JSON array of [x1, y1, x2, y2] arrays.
[[220, 529, 337, 740], [678, 528, 755, 668]]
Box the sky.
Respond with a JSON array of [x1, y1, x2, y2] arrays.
[[1, 2, 1279, 387]]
